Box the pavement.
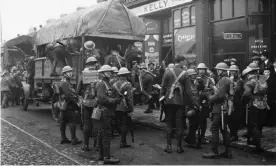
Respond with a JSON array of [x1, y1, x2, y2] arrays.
[[131, 105, 276, 155]]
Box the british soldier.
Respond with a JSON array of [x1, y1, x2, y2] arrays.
[[203, 62, 232, 159], [113, 67, 134, 148], [160, 55, 199, 153], [96, 65, 121, 164], [76, 57, 99, 151], [59, 66, 82, 145]]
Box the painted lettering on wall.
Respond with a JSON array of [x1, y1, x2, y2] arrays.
[[223, 33, 243, 40]]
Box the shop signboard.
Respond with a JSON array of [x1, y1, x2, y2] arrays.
[[144, 34, 160, 66], [134, 42, 143, 52], [222, 32, 243, 40], [162, 33, 172, 45], [130, 0, 193, 16], [143, 18, 160, 34], [181, 8, 190, 26], [174, 26, 196, 63]]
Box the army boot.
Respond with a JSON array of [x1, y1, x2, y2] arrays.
[[70, 126, 82, 145], [164, 135, 172, 153], [177, 134, 184, 153], [203, 149, 219, 159], [60, 123, 71, 144]]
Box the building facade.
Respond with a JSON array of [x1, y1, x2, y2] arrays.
[[123, 0, 276, 69]]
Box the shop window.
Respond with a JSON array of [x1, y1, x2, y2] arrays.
[[181, 8, 190, 27], [210, 0, 221, 20], [248, 0, 270, 14], [174, 10, 181, 28], [221, 0, 232, 19], [234, 0, 245, 17], [191, 6, 196, 25]]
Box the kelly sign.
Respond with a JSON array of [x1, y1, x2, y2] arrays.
[[130, 0, 192, 16]]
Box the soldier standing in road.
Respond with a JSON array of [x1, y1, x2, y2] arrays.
[[139, 63, 154, 114], [96, 65, 121, 164], [113, 67, 134, 148], [59, 66, 82, 145], [160, 55, 200, 153], [203, 62, 232, 159], [242, 63, 268, 152], [196, 63, 216, 145], [76, 57, 99, 151], [228, 65, 244, 142]]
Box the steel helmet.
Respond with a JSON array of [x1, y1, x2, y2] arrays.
[[215, 62, 229, 70], [242, 68, 249, 76], [118, 67, 130, 75], [112, 67, 119, 73], [11, 66, 18, 73], [62, 66, 73, 74], [98, 65, 113, 73], [187, 69, 197, 76], [86, 57, 98, 64], [247, 62, 260, 70], [84, 41, 95, 50], [251, 56, 261, 61], [168, 63, 175, 69], [230, 58, 237, 62], [228, 65, 239, 71], [197, 63, 207, 69]]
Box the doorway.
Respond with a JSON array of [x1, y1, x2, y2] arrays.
[[162, 46, 173, 65]]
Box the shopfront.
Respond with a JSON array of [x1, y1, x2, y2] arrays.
[[209, 0, 274, 69]]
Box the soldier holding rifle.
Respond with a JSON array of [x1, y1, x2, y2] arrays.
[[203, 62, 232, 159]]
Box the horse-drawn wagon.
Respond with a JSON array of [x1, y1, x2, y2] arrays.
[[20, 0, 146, 121]]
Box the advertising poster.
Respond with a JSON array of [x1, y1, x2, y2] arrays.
[[144, 34, 160, 66], [174, 26, 196, 64]]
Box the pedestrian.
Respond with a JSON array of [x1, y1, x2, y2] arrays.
[[203, 62, 232, 159], [260, 52, 273, 74], [228, 65, 244, 142], [96, 65, 121, 164], [160, 55, 200, 153], [76, 57, 99, 151], [251, 55, 261, 67], [242, 63, 268, 152], [1, 70, 11, 108], [266, 59, 276, 126], [113, 67, 134, 148], [58, 66, 82, 145]]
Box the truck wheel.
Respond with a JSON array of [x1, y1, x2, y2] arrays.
[[52, 94, 60, 122]]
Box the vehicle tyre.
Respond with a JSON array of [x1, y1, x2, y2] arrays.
[[52, 93, 60, 123]]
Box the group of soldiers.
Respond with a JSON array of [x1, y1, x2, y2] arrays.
[[1, 66, 24, 108], [49, 47, 274, 164]]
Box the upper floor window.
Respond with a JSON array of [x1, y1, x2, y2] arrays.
[[173, 5, 195, 29]]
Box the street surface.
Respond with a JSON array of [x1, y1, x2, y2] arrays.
[[1, 104, 276, 165]]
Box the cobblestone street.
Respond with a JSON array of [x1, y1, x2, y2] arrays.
[[1, 120, 79, 165]]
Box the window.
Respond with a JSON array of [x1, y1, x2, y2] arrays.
[[210, 0, 221, 20], [248, 0, 270, 14], [181, 8, 190, 27], [234, 0, 245, 17], [191, 6, 196, 25], [174, 10, 181, 28], [222, 0, 232, 19], [162, 19, 169, 34]]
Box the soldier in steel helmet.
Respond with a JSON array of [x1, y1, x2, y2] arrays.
[[96, 65, 121, 164], [59, 66, 82, 145], [160, 55, 200, 153], [110, 67, 119, 86], [227, 65, 245, 142], [195, 63, 216, 145], [242, 62, 268, 152], [76, 57, 99, 151], [203, 62, 232, 159], [184, 68, 202, 148], [113, 67, 134, 148]]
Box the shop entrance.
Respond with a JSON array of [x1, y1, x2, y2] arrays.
[[162, 46, 173, 65]]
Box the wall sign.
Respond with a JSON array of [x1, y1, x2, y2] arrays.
[[223, 33, 243, 40], [143, 18, 160, 34], [163, 33, 172, 45], [144, 35, 160, 66], [130, 0, 193, 16]]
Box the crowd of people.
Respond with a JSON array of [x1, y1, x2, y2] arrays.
[[2, 39, 276, 164]]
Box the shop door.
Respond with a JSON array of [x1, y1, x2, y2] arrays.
[[162, 46, 172, 64]]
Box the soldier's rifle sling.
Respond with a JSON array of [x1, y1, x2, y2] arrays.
[[221, 106, 224, 130]]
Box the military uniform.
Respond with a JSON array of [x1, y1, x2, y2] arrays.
[[59, 78, 82, 145], [113, 77, 134, 147], [243, 75, 267, 149], [205, 74, 232, 158], [76, 68, 99, 151], [160, 64, 199, 153], [96, 76, 121, 163], [142, 71, 154, 113]]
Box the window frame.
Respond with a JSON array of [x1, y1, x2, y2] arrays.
[[172, 4, 196, 30]]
